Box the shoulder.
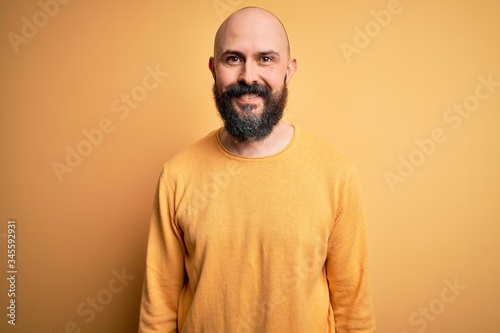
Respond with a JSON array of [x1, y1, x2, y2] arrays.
[[294, 127, 356, 173], [160, 129, 219, 176]]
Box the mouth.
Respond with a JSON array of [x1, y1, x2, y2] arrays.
[[235, 94, 261, 103]]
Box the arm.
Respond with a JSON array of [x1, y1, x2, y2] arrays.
[[326, 168, 376, 332], [139, 170, 187, 333]]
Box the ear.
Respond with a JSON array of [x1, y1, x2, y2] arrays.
[[209, 57, 216, 80], [285, 58, 297, 86]]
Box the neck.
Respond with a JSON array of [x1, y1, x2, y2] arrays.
[[218, 121, 295, 157]]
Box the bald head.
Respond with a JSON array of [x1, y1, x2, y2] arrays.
[[214, 7, 290, 60]]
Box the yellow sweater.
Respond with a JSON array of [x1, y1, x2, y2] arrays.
[[139, 127, 376, 332]]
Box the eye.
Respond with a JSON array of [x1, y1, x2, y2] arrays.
[[261, 56, 272, 63], [226, 56, 241, 64]]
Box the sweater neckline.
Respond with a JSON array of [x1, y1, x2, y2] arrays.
[[214, 125, 298, 161]]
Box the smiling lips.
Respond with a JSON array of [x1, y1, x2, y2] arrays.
[[236, 94, 261, 103]]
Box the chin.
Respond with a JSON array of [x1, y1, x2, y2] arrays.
[[233, 101, 263, 114]]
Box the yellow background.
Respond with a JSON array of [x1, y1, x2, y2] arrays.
[[1, 0, 499, 332]]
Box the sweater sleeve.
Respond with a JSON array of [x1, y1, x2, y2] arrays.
[[326, 167, 376, 332], [139, 170, 187, 333]]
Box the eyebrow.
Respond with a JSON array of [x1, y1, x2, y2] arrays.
[[219, 49, 281, 60]]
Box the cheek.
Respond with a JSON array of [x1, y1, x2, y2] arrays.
[[261, 67, 288, 89], [266, 75, 287, 92], [215, 68, 239, 86]]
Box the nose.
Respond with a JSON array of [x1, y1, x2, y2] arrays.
[[239, 61, 259, 86]]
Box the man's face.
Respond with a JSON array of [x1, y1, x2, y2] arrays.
[[209, 8, 296, 142]]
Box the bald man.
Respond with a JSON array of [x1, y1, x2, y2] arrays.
[[139, 7, 376, 333]]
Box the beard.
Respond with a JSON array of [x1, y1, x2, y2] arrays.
[[212, 80, 288, 142]]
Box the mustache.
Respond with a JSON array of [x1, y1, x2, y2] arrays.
[[223, 82, 271, 99]]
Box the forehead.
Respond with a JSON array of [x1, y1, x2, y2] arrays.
[[215, 9, 288, 56]]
